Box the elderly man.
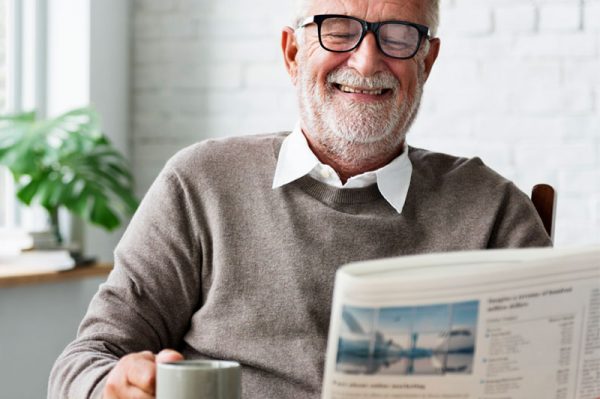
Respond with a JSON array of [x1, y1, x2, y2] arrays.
[[49, 0, 550, 398]]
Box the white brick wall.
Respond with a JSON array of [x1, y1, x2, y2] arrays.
[[132, 0, 600, 247], [132, 0, 295, 195]]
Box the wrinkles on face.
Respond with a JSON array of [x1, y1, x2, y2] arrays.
[[297, 58, 425, 167], [294, 0, 431, 174]]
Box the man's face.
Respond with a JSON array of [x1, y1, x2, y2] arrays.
[[285, 0, 439, 165]]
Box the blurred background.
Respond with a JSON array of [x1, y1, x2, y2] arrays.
[[0, 0, 599, 397]]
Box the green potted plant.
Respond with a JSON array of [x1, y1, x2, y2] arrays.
[[0, 107, 139, 246]]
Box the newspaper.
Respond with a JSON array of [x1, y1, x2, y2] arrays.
[[322, 246, 600, 399]]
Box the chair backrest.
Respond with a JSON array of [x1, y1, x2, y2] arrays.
[[531, 184, 556, 240]]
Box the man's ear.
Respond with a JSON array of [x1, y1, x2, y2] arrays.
[[282, 26, 299, 85], [422, 37, 441, 82]]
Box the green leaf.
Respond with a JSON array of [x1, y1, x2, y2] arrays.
[[65, 187, 91, 219], [0, 111, 36, 123], [39, 173, 65, 210], [0, 107, 139, 232], [17, 178, 43, 205], [90, 196, 120, 230]]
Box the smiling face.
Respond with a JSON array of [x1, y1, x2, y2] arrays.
[[283, 0, 440, 178]]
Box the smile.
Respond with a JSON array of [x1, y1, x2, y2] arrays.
[[334, 84, 392, 96]]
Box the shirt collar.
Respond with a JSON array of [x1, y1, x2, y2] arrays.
[[272, 123, 413, 214], [272, 123, 321, 188]]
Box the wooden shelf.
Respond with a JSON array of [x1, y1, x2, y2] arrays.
[[0, 263, 113, 288]]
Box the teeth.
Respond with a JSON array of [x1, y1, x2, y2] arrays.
[[339, 85, 384, 95]]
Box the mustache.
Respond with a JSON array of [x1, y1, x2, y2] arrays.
[[326, 68, 399, 90]]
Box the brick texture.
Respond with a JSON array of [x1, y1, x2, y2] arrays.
[[132, 0, 600, 246]]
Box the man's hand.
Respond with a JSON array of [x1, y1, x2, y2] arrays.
[[102, 349, 184, 399]]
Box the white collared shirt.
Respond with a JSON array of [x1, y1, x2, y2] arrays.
[[272, 123, 413, 213]]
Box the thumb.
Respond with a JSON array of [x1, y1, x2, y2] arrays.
[[156, 349, 184, 364]]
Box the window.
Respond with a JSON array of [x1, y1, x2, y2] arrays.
[[0, 0, 11, 227], [0, 0, 48, 230], [0, 0, 5, 111]]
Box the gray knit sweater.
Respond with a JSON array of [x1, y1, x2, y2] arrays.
[[48, 133, 551, 398]]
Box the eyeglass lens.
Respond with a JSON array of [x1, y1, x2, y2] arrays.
[[319, 17, 421, 58]]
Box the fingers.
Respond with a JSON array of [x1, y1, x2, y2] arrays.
[[156, 349, 184, 364], [103, 351, 157, 399], [126, 352, 157, 393], [103, 350, 185, 399]]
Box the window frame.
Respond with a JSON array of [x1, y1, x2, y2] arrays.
[[1, 0, 48, 230]]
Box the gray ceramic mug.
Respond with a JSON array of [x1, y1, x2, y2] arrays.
[[156, 360, 241, 399]]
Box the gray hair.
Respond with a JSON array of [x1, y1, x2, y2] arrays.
[[292, 0, 440, 37], [427, 0, 440, 37], [291, 0, 310, 29]]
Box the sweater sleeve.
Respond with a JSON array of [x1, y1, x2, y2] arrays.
[[48, 163, 203, 399], [487, 182, 552, 249]]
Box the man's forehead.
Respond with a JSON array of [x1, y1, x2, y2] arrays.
[[303, 0, 428, 23]]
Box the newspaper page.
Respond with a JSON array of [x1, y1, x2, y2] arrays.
[[322, 247, 600, 399]]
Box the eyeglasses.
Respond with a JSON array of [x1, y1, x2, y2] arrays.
[[297, 14, 430, 60]]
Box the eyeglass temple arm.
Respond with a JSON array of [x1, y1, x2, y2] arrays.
[[297, 16, 316, 29]]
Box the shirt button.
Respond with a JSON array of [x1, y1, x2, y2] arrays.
[[320, 168, 331, 178]]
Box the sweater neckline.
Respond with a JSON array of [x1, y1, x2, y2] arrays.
[[293, 175, 384, 205]]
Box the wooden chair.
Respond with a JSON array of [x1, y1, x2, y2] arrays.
[[531, 184, 556, 240]]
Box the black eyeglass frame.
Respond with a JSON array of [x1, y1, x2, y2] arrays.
[[298, 14, 431, 60]]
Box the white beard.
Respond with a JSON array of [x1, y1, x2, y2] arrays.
[[298, 65, 425, 165]]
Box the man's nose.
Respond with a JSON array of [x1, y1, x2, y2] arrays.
[[346, 32, 387, 77]]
